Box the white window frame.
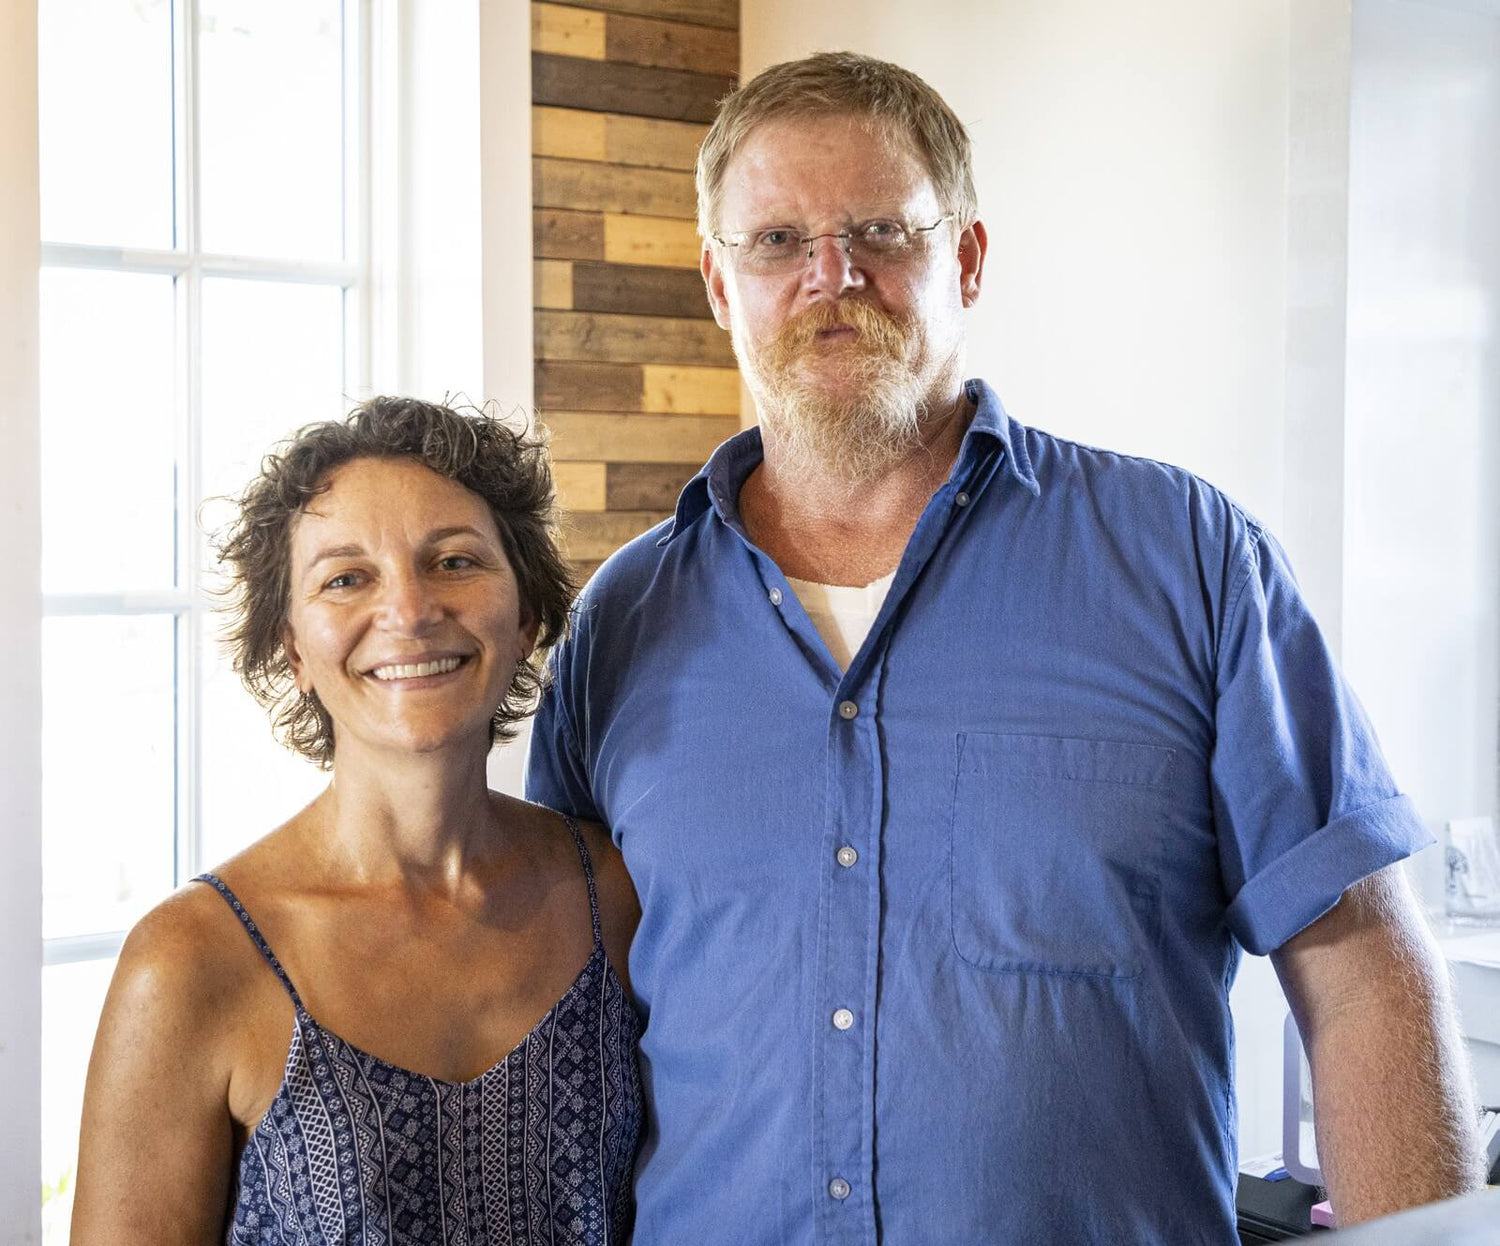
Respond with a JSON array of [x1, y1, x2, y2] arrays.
[[39, 0, 376, 970]]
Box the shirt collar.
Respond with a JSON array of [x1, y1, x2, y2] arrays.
[[659, 377, 1039, 546]]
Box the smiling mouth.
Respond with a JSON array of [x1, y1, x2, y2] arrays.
[[367, 655, 469, 682]]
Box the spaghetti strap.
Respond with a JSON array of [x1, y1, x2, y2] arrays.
[[193, 873, 307, 1011], [560, 816, 605, 950]]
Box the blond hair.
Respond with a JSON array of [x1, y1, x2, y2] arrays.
[[696, 51, 978, 238]]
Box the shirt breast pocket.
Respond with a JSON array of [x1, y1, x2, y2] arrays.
[[950, 732, 1176, 979]]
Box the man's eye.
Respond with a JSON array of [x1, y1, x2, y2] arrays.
[[755, 229, 798, 250], [860, 220, 907, 247]]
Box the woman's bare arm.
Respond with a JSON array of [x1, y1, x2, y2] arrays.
[[71, 890, 241, 1245]]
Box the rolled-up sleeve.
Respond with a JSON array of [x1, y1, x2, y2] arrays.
[[525, 624, 601, 824], [1211, 522, 1432, 956]]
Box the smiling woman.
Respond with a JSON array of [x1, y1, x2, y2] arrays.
[[68, 398, 643, 1246]]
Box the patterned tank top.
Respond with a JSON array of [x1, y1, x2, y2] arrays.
[[195, 818, 642, 1246]]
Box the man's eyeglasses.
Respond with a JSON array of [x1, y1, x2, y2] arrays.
[[711, 215, 954, 276]]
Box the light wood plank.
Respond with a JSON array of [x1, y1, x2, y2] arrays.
[[548, 0, 738, 32], [534, 156, 696, 219], [561, 510, 673, 561], [534, 209, 605, 262], [603, 213, 702, 268], [606, 10, 738, 76], [541, 412, 736, 462], [532, 52, 730, 125], [641, 364, 739, 414], [552, 461, 607, 511], [532, 2, 606, 58], [604, 114, 707, 171], [534, 260, 574, 309], [535, 309, 734, 367], [532, 105, 606, 162]]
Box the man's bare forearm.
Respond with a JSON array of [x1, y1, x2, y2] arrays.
[[1275, 870, 1487, 1226]]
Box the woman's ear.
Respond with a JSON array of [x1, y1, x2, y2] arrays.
[[282, 624, 313, 693]]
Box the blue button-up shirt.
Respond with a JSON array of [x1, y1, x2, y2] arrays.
[[526, 380, 1430, 1245]]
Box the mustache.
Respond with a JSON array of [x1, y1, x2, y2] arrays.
[[766, 299, 912, 358]]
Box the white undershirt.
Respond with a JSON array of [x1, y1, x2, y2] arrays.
[[784, 571, 897, 671]]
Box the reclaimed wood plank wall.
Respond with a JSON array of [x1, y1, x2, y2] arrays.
[[531, 0, 740, 580]]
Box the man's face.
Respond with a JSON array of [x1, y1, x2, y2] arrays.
[[702, 114, 985, 480]]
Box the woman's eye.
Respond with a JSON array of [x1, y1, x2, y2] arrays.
[[324, 572, 360, 590], [437, 555, 475, 571]]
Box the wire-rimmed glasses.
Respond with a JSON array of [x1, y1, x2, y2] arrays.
[[711, 215, 954, 276]]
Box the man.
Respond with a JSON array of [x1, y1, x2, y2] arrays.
[[527, 52, 1483, 1243]]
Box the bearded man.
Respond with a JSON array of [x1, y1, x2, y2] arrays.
[[527, 52, 1483, 1244]]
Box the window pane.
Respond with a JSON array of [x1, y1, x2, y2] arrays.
[[200, 630, 327, 866], [198, 0, 347, 261], [41, 958, 116, 1245], [39, 0, 174, 249], [199, 278, 346, 514], [40, 268, 177, 594], [43, 616, 176, 940]]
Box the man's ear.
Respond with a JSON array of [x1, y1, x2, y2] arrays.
[[958, 218, 987, 308], [282, 624, 312, 693], [702, 242, 733, 331]]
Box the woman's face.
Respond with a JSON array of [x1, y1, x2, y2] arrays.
[[282, 456, 538, 763]]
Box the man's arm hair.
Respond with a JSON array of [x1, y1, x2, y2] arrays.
[[1271, 864, 1487, 1226]]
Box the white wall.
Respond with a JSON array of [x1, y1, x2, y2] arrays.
[[1343, 0, 1500, 900], [0, 0, 44, 1237]]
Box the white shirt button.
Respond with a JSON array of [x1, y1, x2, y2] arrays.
[[832, 1008, 854, 1030], [829, 1177, 851, 1201], [955, 490, 971, 507], [838, 700, 858, 720], [768, 586, 783, 606], [836, 846, 858, 867]]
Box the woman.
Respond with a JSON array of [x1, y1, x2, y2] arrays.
[[71, 397, 642, 1245]]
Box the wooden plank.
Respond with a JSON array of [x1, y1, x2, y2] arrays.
[[606, 11, 738, 76], [532, 105, 606, 162], [532, 52, 731, 125], [607, 461, 699, 510], [541, 411, 736, 462], [534, 209, 604, 262], [641, 363, 739, 414], [536, 360, 643, 411], [535, 309, 734, 366], [533, 156, 696, 219], [603, 213, 702, 268], [570, 260, 713, 318], [532, 2, 605, 58], [561, 509, 673, 561], [570, 558, 605, 583], [604, 114, 707, 171], [547, 0, 738, 32], [552, 461, 607, 511], [534, 259, 574, 309]]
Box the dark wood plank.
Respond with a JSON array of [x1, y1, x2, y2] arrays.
[[535, 309, 733, 366], [534, 209, 605, 261], [550, 0, 738, 32], [606, 461, 700, 510], [532, 52, 732, 124], [570, 260, 715, 318], [535, 359, 644, 411], [533, 156, 696, 218], [606, 12, 738, 76]]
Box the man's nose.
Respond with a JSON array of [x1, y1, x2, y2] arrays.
[[802, 232, 866, 298]]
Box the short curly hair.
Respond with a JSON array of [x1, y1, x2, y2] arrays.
[[215, 396, 575, 767]]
